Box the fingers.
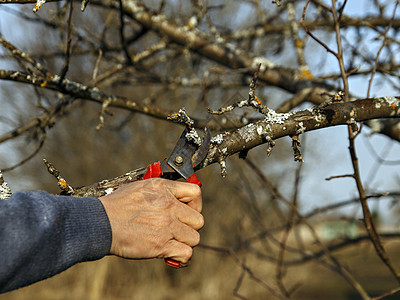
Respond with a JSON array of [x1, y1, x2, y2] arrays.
[[148, 179, 203, 265], [139, 178, 204, 229], [163, 240, 194, 265], [170, 220, 201, 247], [174, 202, 204, 231], [165, 180, 202, 212]]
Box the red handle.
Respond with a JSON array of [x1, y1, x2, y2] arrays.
[[140, 162, 162, 180], [186, 173, 202, 187], [142, 162, 202, 187], [165, 258, 180, 268]]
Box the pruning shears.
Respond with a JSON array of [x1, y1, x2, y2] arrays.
[[140, 126, 211, 268]]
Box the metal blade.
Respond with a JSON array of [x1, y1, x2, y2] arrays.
[[166, 127, 210, 180], [166, 128, 197, 179], [191, 127, 211, 167]]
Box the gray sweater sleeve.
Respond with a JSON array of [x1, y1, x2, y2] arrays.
[[0, 191, 112, 293]]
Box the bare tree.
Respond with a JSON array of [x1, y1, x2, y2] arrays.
[[0, 0, 400, 299]]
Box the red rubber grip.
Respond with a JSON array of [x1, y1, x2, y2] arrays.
[[165, 258, 180, 268], [140, 162, 162, 180], [186, 173, 202, 187]]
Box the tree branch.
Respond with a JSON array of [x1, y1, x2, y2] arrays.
[[0, 70, 171, 125], [65, 96, 399, 197]]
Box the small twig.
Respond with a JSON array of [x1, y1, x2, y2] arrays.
[[248, 63, 261, 103], [1, 135, 45, 172], [245, 157, 370, 299], [275, 160, 304, 297], [43, 159, 75, 195], [168, 108, 195, 128], [208, 98, 250, 115], [300, 0, 337, 57], [229, 250, 291, 300], [0, 34, 49, 77], [199, 243, 290, 299], [96, 99, 113, 130], [348, 126, 400, 283], [337, 0, 348, 22], [33, 0, 46, 12], [331, 0, 349, 100], [90, 49, 103, 86], [367, 0, 399, 98], [59, 0, 74, 84], [118, 0, 132, 65], [208, 65, 263, 115], [325, 174, 355, 181], [218, 157, 227, 178], [291, 135, 304, 162], [232, 265, 248, 300], [364, 137, 400, 165], [288, 1, 311, 79], [168, 108, 204, 146], [371, 286, 400, 300], [272, 0, 281, 7], [81, 0, 89, 11]]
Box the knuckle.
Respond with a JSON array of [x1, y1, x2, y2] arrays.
[[196, 214, 205, 230], [193, 230, 201, 246], [192, 184, 202, 197], [149, 177, 164, 186], [181, 246, 193, 262]]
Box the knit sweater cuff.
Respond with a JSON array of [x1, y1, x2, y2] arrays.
[[63, 195, 112, 263]]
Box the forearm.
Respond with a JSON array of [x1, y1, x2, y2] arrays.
[[0, 191, 112, 293]]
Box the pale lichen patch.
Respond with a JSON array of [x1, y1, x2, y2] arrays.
[[374, 96, 400, 110], [382, 96, 400, 106], [237, 123, 257, 143], [221, 147, 228, 155], [314, 113, 325, 123], [296, 122, 306, 134], [104, 188, 115, 195], [185, 128, 202, 146], [264, 108, 292, 124], [256, 124, 264, 136], [211, 133, 225, 145]]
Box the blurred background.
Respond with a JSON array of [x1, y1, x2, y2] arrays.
[[1, 0, 400, 299]]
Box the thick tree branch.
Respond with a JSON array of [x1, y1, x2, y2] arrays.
[[68, 96, 399, 197]]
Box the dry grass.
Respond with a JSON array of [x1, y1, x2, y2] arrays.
[[2, 232, 400, 299]]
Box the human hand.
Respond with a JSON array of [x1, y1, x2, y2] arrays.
[[99, 178, 204, 266]]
